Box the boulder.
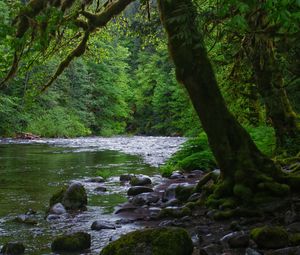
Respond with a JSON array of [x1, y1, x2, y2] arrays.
[[163, 183, 194, 202], [94, 186, 107, 192], [169, 172, 185, 180], [49, 203, 66, 215], [250, 226, 289, 249], [130, 192, 160, 206], [127, 186, 154, 196], [49, 182, 87, 211], [130, 175, 152, 186], [0, 242, 25, 255], [51, 232, 91, 252], [91, 221, 116, 230], [220, 231, 249, 248], [100, 227, 193, 255], [120, 174, 134, 182], [265, 246, 300, 255], [245, 248, 262, 255]]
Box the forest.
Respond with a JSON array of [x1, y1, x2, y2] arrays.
[[0, 0, 300, 254]]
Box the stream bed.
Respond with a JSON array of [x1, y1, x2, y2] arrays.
[[0, 136, 185, 254]]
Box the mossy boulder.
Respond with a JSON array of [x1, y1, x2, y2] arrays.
[[49, 182, 87, 211], [250, 226, 289, 249], [158, 206, 191, 219], [1, 242, 25, 255], [100, 227, 193, 255], [175, 184, 195, 202], [51, 232, 91, 252]]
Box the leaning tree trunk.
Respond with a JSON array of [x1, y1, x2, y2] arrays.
[[158, 0, 294, 207], [246, 11, 300, 155]]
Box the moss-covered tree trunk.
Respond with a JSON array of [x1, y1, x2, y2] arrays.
[[246, 10, 300, 155], [158, 0, 292, 205]]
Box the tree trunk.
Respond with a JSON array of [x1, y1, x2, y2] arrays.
[[246, 11, 300, 155], [158, 0, 291, 206]]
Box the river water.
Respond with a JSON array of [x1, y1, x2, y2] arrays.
[[0, 136, 185, 254]]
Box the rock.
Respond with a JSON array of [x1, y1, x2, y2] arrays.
[[49, 182, 87, 211], [91, 221, 116, 230], [131, 192, 160, 206], [149, 207, 162, 218], [175, 184, 195, 202], [115, 203, 138, 214], [86, 176, 105, 183], [287, 222, 300, 232], [187, 193, 202, 202], [284, 210, 297, 224], [127, 186, 154, 196], [191, 170, 204, 175], [220, 231, 249, 248], [130, 175, 152, 186], [245, 248, 261, 255], [158, 206, 191, 219], [170, 171, 185, 179], [165, 199, 180, 207], [250, 226, 289, 249], [49, 203, 66, 215], [15, 132, 39, 140], [100, 227, 193, 255], [265, 246, 300, 255], [120, 174, 134, 182], [94, 186, 107, 192], [199, 244, 222, 255], [163, 183, 194, 202], [46, 214, 61, 221], [51, 232, 91, 252], [0, 242, 25, 255], [13, 215, 37, 225]]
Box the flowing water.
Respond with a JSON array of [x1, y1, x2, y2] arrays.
[[0, 136, 185, 254]]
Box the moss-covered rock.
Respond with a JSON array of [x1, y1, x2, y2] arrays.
[[158, 206, 191, 219], [290, 233, 300, 246], [100, 227, 193, 255], [51, 232, 91, 252], [49, 182, 87, 211], [175, 184, 194, 202], [1, 242, 25, 255], [250, 226, 289, 249]]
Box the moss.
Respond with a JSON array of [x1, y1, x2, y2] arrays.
[[213, 179, 233, 198], [177, 151, 215, 171], [195, 172, 212, 192], [290, 233, 300, 246], [205, 194, 220, 209], [49, 186, 67, 207], [219, 197, 237, 209], [233, 184, 253, 202], [250, 226, 289, 249], [258, 181, 290, 196], [213, 209, 235, 220], [158, 206, 191, 219], [175, 185, 194, 202], [51, 232, 91, 252], [100, 227, 193, 255]]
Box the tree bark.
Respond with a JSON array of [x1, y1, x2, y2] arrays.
[[158, 0, 289, 204]]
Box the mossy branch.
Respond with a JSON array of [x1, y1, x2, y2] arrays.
[[41, 31, 90, 92], [80, 0, 134, 28]]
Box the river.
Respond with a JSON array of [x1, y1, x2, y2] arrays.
[[0, 136, 185, 254]]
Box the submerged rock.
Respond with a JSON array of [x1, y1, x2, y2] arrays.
[[49, 203, 66, 215], [49, 182, 87, 211], [51, 232, 91, 252], [0, 242, 25, 255], [130, 175, 152, 186], [91, 221, 116, 230], [94, 186, 107, 192], [100, 227, 193, 255], [127, 186, 154, 196], [86, 176, 105, 183], [220, 231, 249, 248], [13, 214, 37, 225]]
